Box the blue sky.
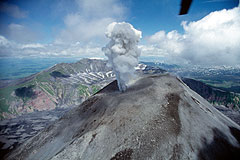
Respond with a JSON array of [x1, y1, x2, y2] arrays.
[[129, 0, 238, 35], [0, 0, 238, 42], [0, 0, 239, 65]]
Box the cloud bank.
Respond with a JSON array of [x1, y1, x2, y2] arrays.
[[146, 7, 240, 66], [0, 0, 126, 58], [0, 35, 102, 58]]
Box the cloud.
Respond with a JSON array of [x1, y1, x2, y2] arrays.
[[0, 2, 27, 18], [3, 23, 40, 43], [0, 0, 127, 58], [0, 35, 10, 46], [56, 0, 126, 44], [0, 35, 18, 57], [21, 43, 45, 49], [57, 15, 115, 44], [146, 7, 240, 66], [0, 35, 103, 57]]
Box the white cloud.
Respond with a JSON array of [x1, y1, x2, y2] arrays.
[[146, 7, 240, 66], [0, 0, 127, 58], [0, 35, 103, 58], [21, 43, 45, 49], [57, 15, 115, 44], [139, 45, 168, 57], [148, 30, 184, 56], [0, 35, 11, 46], [56, 0, 126, 44], [0, 2, 27, 18], [5, 23, 40, 43]]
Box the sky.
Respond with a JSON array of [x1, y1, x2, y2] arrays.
[[0, 0, 239, 66]]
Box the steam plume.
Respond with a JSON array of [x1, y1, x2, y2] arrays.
[[102, 22, 142, 92]]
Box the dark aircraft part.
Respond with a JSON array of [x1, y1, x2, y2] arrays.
[[179, 0, 193, 15]]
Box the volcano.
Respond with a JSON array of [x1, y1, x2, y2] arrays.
[[5, 74, 240, 160]]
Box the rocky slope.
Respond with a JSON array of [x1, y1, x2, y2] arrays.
[[144, 62, 240, 109], [182, 78, 240, 109], [5, 74, 240, 160], [0, 107, 70, 157]]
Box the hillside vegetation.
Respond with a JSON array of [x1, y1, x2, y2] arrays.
[[0, 59, 114, 119]]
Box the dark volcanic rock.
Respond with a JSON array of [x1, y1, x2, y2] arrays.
[[15, 85, 36, 99], [5, 74, 240, 160], [50, 71, 70, 78]]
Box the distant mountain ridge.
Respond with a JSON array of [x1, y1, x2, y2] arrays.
[[0, 58, 239, 120]]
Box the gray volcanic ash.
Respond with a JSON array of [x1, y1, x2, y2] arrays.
[[5, 74, 240, 160]]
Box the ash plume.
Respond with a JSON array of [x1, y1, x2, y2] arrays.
[[102, 22, 142, 92]]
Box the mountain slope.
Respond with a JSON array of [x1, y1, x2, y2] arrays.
[[182, 78, 240, 109], [0, 59, 115, 119], [5, 74, 240, 160], [1, 59, 239, 120]]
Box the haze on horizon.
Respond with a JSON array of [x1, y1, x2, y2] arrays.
[[0, 0, 239, 66]]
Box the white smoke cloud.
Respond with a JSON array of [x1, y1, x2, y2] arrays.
[[102, 22, 142, 92], [146, 7, 240, 66]]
